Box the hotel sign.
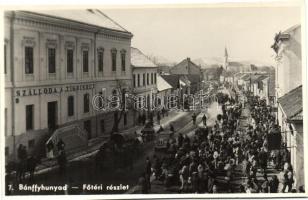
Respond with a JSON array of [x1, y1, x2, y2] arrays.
[[15, 83, 95, 97]]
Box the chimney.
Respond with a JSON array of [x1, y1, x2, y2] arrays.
[[187, 57, 190, 62]]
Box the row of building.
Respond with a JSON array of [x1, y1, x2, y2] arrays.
[[233, 25, 303, 189], [3, 10, 208, 161]]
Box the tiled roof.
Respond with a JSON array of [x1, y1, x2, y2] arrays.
[[27, 10, 129, 33], [278, 85, 302, 121], [157, 75, 172, 92], [161, 75, 180, 89], [131, 47, 157, 68], [241, 74, 251, 81]]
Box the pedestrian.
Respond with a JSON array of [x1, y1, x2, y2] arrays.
[[57, 150, 67, 176], [57, 139, 65, 152], [178, 133, 184, 148], [202, 114, 207, 127], [170, 124, 175, 133], [145, 157, 152, 191], [157, 111, 161, 125], [138, 173, 148, 194], [192, 113, 197, 125], [269, 175, 279, 193]]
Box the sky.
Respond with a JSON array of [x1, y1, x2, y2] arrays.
[[102, 6, 301, 66]]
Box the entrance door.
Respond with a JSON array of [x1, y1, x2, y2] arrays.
[[48, 101, 57, 130], [84, 120, 92, 139]]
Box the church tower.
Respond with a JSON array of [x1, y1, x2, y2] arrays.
[[224, 47, 229, 70]]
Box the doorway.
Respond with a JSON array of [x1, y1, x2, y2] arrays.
[[84, 120, 92, 139], [48, 101, 58, 131]]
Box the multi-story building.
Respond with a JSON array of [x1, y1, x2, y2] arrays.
[[4, 10, 134, 161], [272, 24, 303, 189], [131, 47, 158, 118]]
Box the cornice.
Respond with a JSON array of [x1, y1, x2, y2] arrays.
[[13, 11, 133, 42]]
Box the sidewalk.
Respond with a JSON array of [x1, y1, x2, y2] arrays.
[[33, 110, 187, 176]]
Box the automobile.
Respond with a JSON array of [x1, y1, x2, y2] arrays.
[[154, 130, 174, 151]]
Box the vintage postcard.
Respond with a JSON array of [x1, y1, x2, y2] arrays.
[[1, 0, 307, 198]]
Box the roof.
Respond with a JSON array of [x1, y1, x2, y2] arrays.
[[27, 10, 129, 33], [252, 75, 268, 83], [160, 75, 180, 89], [241, 74, 251, 81], [228, 61, 244, 67], [131, 47, 157, 68], [157, 75, 172, 92], [282, 24, 301, 35], [278, 85, 302, 121], [170, 57, 201, 75]]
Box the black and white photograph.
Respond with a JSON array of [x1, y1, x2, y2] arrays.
[[1, 0, 307, 197]]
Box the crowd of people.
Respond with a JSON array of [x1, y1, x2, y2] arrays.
[[137, 89, 303, 194]]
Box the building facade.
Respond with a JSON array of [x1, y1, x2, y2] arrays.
[[4, 10, 134, 161], [272, 25, 303, 189], [131, 47, 158, 118]]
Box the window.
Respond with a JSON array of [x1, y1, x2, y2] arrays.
[[67, 49, 74, 73], [4, 108, 7, 136], [4, 44, 7, 74], [100, 119, 105, 134], [25, 46, 33, 74], [137, 74, 140, 87], [84, 93, 90, 113], [133, 74, 136, 87], [26, 105, 34, 130], [83, 50, 89, 73], [5, 147, 9, 156], [147, 73, 149, 85], [143, 73, 146, 86], [28, 139, 35, 149], [98, 50, 104, 72], [48, 48, 56, 73], [111, 49, 117, 72], [154, 73, 157, 84], [121, 50, 126, 71], [68, 96, 74, 116], [151, 73, 153, 84]]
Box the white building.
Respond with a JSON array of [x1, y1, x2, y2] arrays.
[[272, 24, 303, 189], [4, 10, 134, 161], [131, 47, 158, 119]]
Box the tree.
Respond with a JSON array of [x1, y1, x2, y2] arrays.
[[110, 80, 130, 134]]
